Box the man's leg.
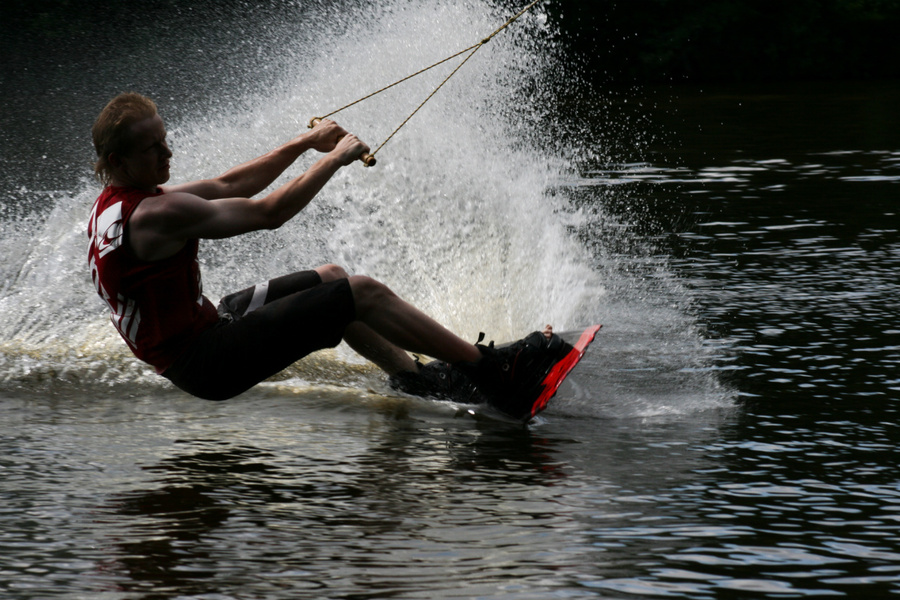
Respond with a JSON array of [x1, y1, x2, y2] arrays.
[[165, 276, 357, 400], [316, 265, 423, 374], [346, 274, 482, 366], [218, 264, 470, 375]]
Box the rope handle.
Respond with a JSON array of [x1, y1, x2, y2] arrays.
[[308, 117, 377, 167]]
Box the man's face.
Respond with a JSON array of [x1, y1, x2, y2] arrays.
[[116, 113, 172, 190]]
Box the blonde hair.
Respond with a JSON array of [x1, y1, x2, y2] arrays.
[[92, 93, 158, 185]]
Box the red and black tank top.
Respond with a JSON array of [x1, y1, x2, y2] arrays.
[[87, 186, 218, 373]]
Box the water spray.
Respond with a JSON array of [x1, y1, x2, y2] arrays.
[[307, 0, 544, 166]]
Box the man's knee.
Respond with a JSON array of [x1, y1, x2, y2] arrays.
[[316, 263, 349, 282], [348, 275, 394, 314]]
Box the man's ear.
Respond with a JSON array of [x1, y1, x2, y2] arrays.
[[108, 152, 122, 168]]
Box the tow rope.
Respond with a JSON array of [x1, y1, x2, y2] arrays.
[[308, 0, 544, 166]]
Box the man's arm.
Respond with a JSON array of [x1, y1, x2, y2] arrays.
[[163, 119, 350, 200], [129, 133, 367, 261]]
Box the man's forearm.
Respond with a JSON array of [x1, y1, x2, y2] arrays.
[[217, 133, 314, 198], [261, 152, 344, 228]]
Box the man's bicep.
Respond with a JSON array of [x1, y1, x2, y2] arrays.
[[170, 194, 269, 239], [129, 193, 267, 260], [161, 179, 230, 200], [140, 193, 266, 240]]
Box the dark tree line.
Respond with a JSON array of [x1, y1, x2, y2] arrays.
[[547, 0, 900, 83], [3, 0, 900, 83]]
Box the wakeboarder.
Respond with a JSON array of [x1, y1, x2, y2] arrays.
[[87, 92, 568, 420]]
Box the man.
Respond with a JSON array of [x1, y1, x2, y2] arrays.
[[87, 92, 564, 419]]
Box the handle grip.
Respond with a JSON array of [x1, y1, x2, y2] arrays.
[[308, 118, 376, 167]]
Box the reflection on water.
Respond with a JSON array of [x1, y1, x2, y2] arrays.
[[561, 85, 900, 597], [647, 150, 897, 405], [0, 393, 730, 598], [8, 382, 898, 598]]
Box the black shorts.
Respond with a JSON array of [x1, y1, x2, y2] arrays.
[[162, 271, 356, 400]]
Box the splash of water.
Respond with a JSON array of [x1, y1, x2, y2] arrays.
[[0, 0, 727, 415]]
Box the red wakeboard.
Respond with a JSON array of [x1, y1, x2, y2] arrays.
[[525, 324, 602, 420]]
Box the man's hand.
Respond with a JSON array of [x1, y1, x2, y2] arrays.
[[332, 133, 370, 166], [306, 119, 349, 152], [308, 119, 370, 165]]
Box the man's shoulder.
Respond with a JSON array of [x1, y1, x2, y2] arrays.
[[131, 189, 210, 223], [126, 187, 220, 261]]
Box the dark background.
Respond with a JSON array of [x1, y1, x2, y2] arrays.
[[547, 0, 900, 83], [3, 0, 900, 84]]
